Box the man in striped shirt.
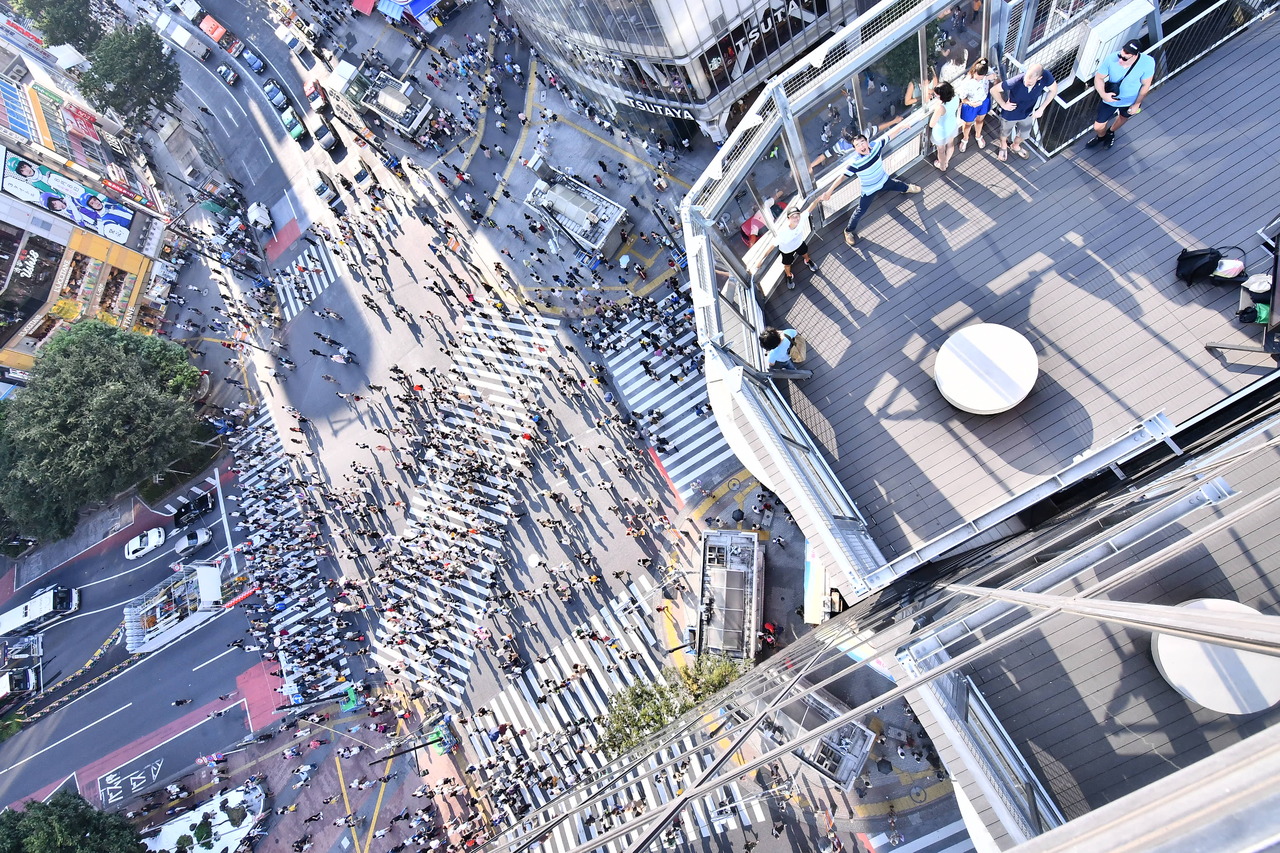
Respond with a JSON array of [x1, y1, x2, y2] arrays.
[[819, 123, 921, 246]]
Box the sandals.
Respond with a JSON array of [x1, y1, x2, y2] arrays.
[[934, 160, 947, 172], [976, 137, 986, 149], [997, 148, 1008, 161], [1011, 147, 1029, 159], [959, 138, 969, 152]]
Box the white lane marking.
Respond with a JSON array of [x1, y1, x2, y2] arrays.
[[192, 647, 240, 672], [0, 704, 133, 776]]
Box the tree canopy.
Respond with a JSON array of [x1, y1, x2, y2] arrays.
[[600, 655, 750, 755], [0, 321, 200, 540], [78, 27, 182, 125], [12, 0, 103, 53], [0, 790, 145, 853]]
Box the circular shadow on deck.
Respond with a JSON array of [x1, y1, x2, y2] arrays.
[[945, 370, 1095, 477]]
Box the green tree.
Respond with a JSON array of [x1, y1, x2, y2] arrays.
[[0, 790, 145, 853], [600, 655, 751, 755], [600, 680, 685, 755], [79, 27, 182, 125], [0, 321, 200, 539], [12, 0, 103, 52]]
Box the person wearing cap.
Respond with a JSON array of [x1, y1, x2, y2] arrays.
[[774, 199, 819, 289], [1087, 39, 1155, 148]]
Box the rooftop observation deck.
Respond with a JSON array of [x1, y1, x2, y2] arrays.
[[766, 15, 1280, 564]]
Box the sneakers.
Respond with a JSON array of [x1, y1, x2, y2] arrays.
[[804, 259, 818, 273], [844, 231, 858, 247], [785, 274, 796, 290], [1104, 129, 1116, 148], [1085, 131, 1108, 148], [905, 184, 922, 194]]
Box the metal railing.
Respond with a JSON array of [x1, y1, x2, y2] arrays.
[[1036, 0, 1276, 154]]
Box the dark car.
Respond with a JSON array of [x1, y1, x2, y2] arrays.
[[241, 50, 265, 74], [174, 491, 216, 528]]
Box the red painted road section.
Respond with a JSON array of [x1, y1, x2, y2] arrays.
[[264, 219, 300, 263], [649, 447, 685, 511], [0, 565, 20, 609], [236, 655, 288, 733]]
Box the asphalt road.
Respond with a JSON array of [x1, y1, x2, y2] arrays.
[[159, 0, 334, 209], [0, 599, 260, 808], [0, 465, 263, 806]]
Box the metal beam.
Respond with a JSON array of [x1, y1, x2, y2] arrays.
[[946, 583, 1280, 657]]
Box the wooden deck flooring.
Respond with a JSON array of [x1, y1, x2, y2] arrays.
[[771, 15, 1280, 560]]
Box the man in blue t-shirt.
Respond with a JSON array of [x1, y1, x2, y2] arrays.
[[1087, 39, 1156, 149], [818, 122, 920, 247], [993, 64, 1057, 161]]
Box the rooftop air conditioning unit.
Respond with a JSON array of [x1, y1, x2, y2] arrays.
[[1072, 0, 1153, 82]]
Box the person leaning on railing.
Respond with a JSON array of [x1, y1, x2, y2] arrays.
[[819, 122, 922, 248]]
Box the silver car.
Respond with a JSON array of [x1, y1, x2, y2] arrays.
[[173, 527, 213, 558]]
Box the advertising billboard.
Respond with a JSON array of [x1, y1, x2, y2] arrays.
[[0, 145, 134, 243]]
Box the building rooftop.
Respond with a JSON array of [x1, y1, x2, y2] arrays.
[[697, 529, 762, 658], [767, 17, 1280, 568], [524, 172, 627, 253], [359, 70, 431, 134]]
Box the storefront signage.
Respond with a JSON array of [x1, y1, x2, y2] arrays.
[[3, 19, 43, 46], [10, 234, 63, 330], [0, 145, 135, 244], [709, 0, 827, 81], [62, 104, 101, 142], [621, 97, 695, 121], [101, 178, 155, 210], [30, 83, 62, 106]]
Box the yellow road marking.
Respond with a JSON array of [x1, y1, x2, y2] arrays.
[[332, 750, 363, 848], [358, 718, 405, 853]]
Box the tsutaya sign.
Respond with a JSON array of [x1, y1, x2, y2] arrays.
[[621, 97, 695, 120], [716, 0, 827, 80]]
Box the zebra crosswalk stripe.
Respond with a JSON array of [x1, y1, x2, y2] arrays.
[[598, 319, 740, 503], [274, 242, 342, 322], [462, 579, 767, 851], [229, 410, 353, 701]]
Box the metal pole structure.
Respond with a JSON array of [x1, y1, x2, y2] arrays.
[[945, 583, 1280, 656]]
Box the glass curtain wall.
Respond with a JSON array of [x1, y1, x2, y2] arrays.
[[506, 0, 872, 138]]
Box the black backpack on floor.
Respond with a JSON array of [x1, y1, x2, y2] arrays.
[[1177, 245, 1247, 286]]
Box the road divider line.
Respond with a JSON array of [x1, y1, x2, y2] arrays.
[[193, 647, 240, 672], [0, 704, 132, 777]]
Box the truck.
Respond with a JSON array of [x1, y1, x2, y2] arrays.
[[154, 12, 212, 61], [167, 0, 205, 23], [199, 14, 244, 58]]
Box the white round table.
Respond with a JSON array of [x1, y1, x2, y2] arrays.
[[934, 323, 1039, 414], [1151, 599, 1280, 715]]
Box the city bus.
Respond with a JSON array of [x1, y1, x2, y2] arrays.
[[0, 586, 80, 636]]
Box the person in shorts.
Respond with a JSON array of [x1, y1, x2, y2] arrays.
[[775, 201, 819, 289], [957, 58, 997, 151], [992, 63, 1057, 160], [1087, 39, 1155, 149]]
